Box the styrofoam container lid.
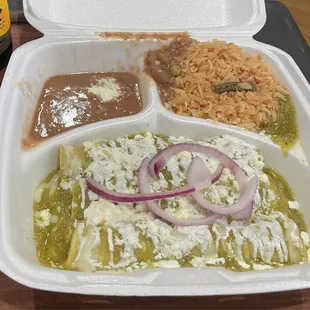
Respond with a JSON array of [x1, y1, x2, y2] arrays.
[[24, 0, 266, 35]]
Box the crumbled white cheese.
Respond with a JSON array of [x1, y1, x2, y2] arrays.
[[157, 260, 180, 268], [88, 190, 99, 201], [90, 259, 103, 269], [35, 209, 51, 227], [88, 77, 122, 103], [84, 133, 157, 194], [84, 199, 154, 225], [289, 201, 300, 210], [165, 196, 208, 219], [60, 179, 74, 191], [84, 201, 110, 226], [301, 232, 309, 245]]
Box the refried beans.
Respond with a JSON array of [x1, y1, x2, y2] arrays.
[[22, 72, 142, 149]]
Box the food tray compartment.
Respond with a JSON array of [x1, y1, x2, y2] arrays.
[[144, 39, 310, 161], [14, 39, 167, 147], [1, 35, 310, 296], [5, 110, 310, 295]]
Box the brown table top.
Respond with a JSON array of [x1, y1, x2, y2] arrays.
[[1, 10, 310, 310]]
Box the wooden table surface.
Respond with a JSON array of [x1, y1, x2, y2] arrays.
[[1, 5, 310, 310], [280, 0, 310, 45]]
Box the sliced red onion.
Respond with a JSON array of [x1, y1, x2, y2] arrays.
[[187, 156, 224, 186], [189, 155, 212, 180], [231, 201, 254, 220], [86, 178, 195, 203], [149, 142, 257, 217], [188, 156, 254, 219], [139, 157, 220, 226], [187, 156, 258, 215], [148, 143, 246, 179], [87, 141, 257, 220], [192, 162, 224, 191], [87, 153, 222, 203]]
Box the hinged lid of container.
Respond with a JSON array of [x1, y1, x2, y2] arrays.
[[23, 0, 266, 36]]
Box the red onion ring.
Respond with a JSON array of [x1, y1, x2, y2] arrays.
[[149, 143, 247, 182], [139, 157, 220, 226], [86, 178, 195, 203], [86, 152, 223, 203], [187, 156, 258, 215], [148, 143, 257, 216], [86, 142, 258, 222], [187, 156, 224, 185], [231, 201, 254, 220]]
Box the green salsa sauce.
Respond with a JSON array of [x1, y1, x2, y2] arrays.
[[262, 95, 298, 155], [262, 167, 307, 232], [34, 172, 74, 267]]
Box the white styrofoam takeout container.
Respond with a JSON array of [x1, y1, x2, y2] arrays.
[[1, 0, 310, 296]]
